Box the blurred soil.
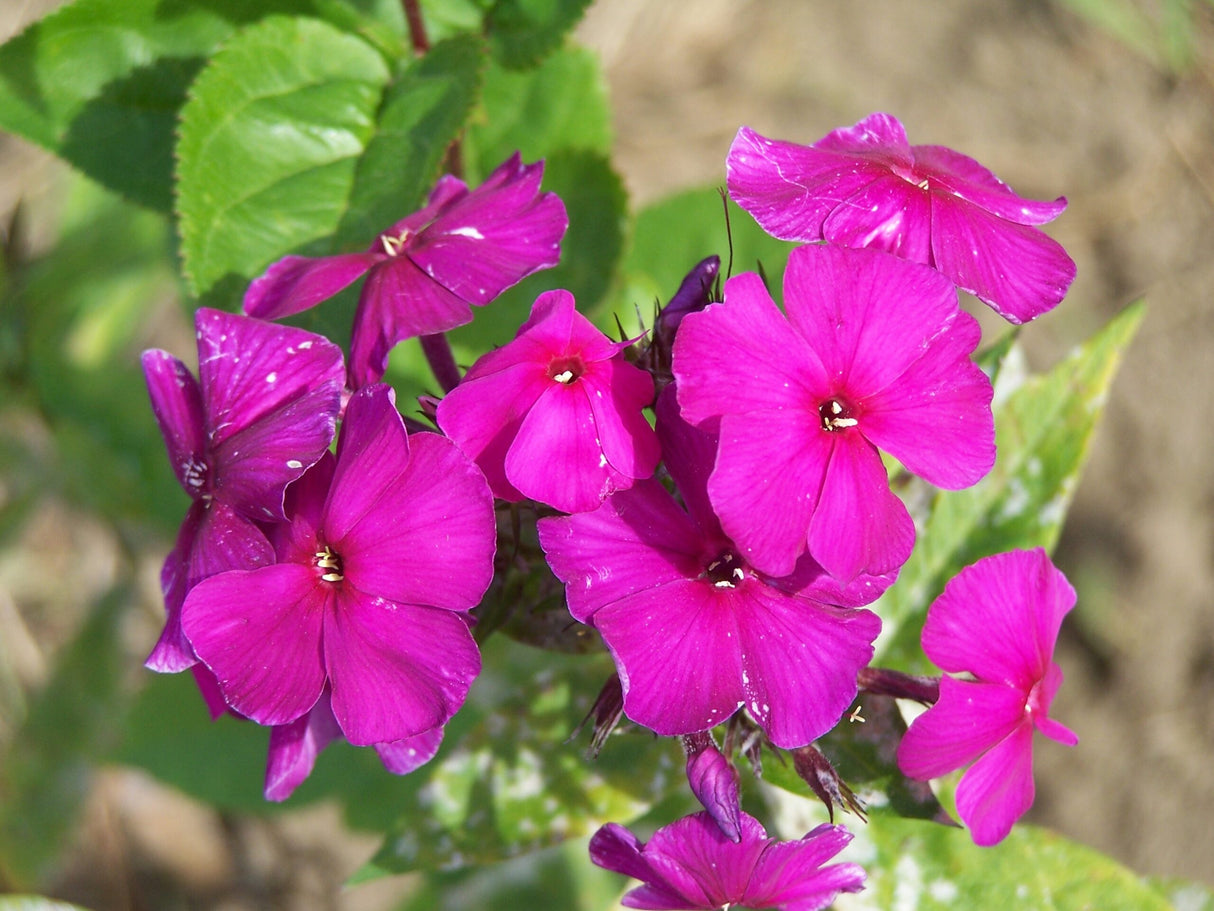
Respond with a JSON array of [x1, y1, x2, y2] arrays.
[[2, 0, 1213, 907]]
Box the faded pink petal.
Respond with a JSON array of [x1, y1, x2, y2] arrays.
[[243, 252, 378, 320], [324, 590, 480, 746]]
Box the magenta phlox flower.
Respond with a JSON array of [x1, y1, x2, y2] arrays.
[[590, 812, 865, 911], [538, 387, 887, 748], [727, 114, 1077, 323], [142, 308, 345, 675], [897, 548, 1079, 846], [180, 384, 496, 746], [264, 687, 443, 801], [673, 243, 995, 581], [437, 289, 660, 514], [243, 153, 568, 386]]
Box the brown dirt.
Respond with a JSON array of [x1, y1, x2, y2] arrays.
[[2, 0, 1212, 906]]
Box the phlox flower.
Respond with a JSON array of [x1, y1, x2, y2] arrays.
[[538, 388, 887, 748], [727, 113, 1076, 323], [437, 289, 660, 514], [180, 384, 496, 748], [243, 153, 568, 386], [590, 812, 865, 911], [897, 548, 1079, 846], [673, 243, 995, 581], [142, 309, 344, 678]]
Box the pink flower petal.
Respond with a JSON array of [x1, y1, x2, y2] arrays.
[[808, 432, 915, 580], [583, 359, 660, 482], [708, 413, 824, 578], [654, 385, 722, 536], [744, 824, 865, 910], [822, 174, 933, 262], [324, 590, 480, 746], [264, 689, 343, 801], [674, 272, 828, 428], [922, 549, 1074, 687], [914, 144, 1068, 225], [375, 726, 444, 775], [930, 193, 1076, 323], [592, 582, 745, 736], [349, 256, 474, 386], [409, 157, 567, 305], [242, 252, 378, 320], [325, 386, 495, 611], [645, 813, 769, 906], [896, 676, 1026, 781], [816, 112, 914, 164], [735, 586, 880, 748], [727, 126, 887, 242], [955, 721, 1036, 846], [142, 350, 206, 497], [538, 480, 702, 623], [181, 564, 327, 727]]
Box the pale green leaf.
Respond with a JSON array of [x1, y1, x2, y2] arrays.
[[485, 0, 593, 70], [876, 301, 1145, 671], [837, 813, 1172, 911]]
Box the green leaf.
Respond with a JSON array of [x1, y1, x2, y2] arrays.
[[0, 586, 130, 887], [175, 15, 389, 301], [0, 898, 93, 911], [0, 0, 339, 211], [875, 301, 1146, 671], [1147, 875, 1214, 910], [609, 187, 794, 334], [841, 813, 1172, 910], [355, 637, 674, 881], [467, 46, 612, 176], [485, 0, 593, 70]]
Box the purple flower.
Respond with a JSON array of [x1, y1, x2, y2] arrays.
[[180, 384, 496, 746], [684, 736, 742, 842], [590, 812, 865, 911], [673, 243, 995, 581], [897, 548, 1079, 846], [437, 289, 660, 514], [142, 309, 345, 676], [538, 388, 887, 748], [243, 153, 568, 387], [728, 114, 1076, 323], [264, 688, 443, 801]]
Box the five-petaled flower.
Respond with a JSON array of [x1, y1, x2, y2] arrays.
[[243, 153, 568, 387], [673, 243, 995, 581], [141, 308, 345, 686], [438, 288, 660, 514], [539, 388, 888, 747], [590, 811, 865, 911], [180, 384, 496, 749], [727, 113, 1076, 323], [897, 548, 1079, 846]]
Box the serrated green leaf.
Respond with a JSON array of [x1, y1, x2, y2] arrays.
[[0, 586, 130, 887], [875, 301, 1146, 671], [468, 46, 611, 177], [175, 15, 390, 301], [837, 813, 1172, 911], [485, 0, 593, 70], [0, 0, 340, 211], [355, 637, 674, 881]]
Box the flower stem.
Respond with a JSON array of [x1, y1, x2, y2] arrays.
[[401, 0, 429, 54], [420, 333, 462, 393]]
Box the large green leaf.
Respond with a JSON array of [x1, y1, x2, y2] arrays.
[[837, 813, 1171, 910], [485, 0, 593, 70], [467, 46, 612, 177], [875, 301, 1145, 671], [354, 637, 675, 881], [0, 0, 340, 211]]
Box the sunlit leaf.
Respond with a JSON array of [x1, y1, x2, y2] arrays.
[[875, 301, 1145, 671]]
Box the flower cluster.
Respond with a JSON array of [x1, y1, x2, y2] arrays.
[[144, 115, 1082, 899]]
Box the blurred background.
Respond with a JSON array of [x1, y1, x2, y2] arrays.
[[1, 0, 1212, 907]]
